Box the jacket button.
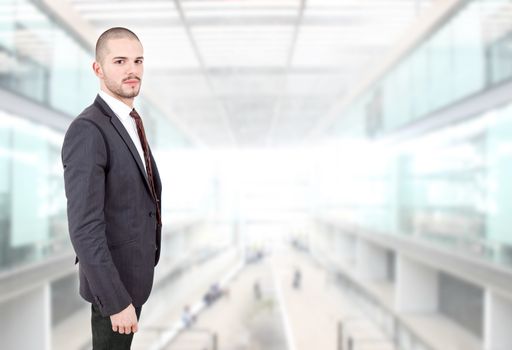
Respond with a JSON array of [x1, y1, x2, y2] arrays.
[[149, 212, 153, 217]]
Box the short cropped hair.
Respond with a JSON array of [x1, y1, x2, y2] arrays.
[[95, 27, 141, 63]]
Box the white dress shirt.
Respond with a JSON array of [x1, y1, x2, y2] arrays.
[[98, 90, 147, 173]]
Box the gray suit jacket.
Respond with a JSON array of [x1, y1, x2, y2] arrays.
[[62, 95, 162, 317]]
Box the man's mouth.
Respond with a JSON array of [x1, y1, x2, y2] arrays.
[[123, 77, 140, 84]]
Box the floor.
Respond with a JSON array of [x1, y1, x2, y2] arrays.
[[52, 246, 398, 350]]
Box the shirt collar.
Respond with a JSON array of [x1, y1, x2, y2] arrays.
[[98, 90, 133, 119]]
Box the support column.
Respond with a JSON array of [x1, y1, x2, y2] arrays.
[[484, 290, 512, 350], [356, 239, 388, 281], [0, 283, 51, 350], [338, 233, 356, 266], [395, 254, 438, 312]]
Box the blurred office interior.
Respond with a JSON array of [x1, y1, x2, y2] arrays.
[[2, 0, 512, 349]]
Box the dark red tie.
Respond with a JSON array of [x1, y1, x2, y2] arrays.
[[130, 108, 161, 225]]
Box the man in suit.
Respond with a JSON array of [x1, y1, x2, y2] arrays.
[[62, 27, 162, 349]]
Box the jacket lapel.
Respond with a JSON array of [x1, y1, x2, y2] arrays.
[[93, 95, 153, 194]]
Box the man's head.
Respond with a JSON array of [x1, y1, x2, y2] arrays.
[[93, 27, 143, 106]]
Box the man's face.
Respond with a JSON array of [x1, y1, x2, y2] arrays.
[[94, 37, 144, 101]]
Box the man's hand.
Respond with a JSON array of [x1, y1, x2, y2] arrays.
[[110, 303, 138, 334]]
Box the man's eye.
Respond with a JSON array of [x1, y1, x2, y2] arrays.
[[135, 60, 143, 64], [114, 60, 124, 64]]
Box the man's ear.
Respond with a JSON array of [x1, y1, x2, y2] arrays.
[[92, 61, 103, 78]]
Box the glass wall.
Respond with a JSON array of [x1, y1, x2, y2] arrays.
[[0, 0, 93, 114], [316, 99, 512, 268], [398, 129, 486, 251], [0, 0, 191, 273], [0, 110, 68, 270], [318, 0, 512, 269], [330, 0, 512, 137], [0, 0, 190, 148]]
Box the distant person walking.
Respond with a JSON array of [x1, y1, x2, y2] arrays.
[[181, 305, 196, 328], [253, 280, 262, 300], [293, 268, 301, 289]]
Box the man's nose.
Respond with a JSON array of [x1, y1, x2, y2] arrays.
[[126, 61, 139, 75]]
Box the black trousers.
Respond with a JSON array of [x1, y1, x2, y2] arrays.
[[91, 303, 142, 350]]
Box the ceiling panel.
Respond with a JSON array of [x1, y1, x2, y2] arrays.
[[68, 0, 434, 148]]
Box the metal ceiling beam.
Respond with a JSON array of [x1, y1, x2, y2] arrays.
[[147, 66, 347, 75], [87, 16, 366, 27], [173, 0, 238, 146], [265, 0, 307, 147]]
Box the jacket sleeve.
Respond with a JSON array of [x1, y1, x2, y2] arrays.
[[62, 118, 132, 317]]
